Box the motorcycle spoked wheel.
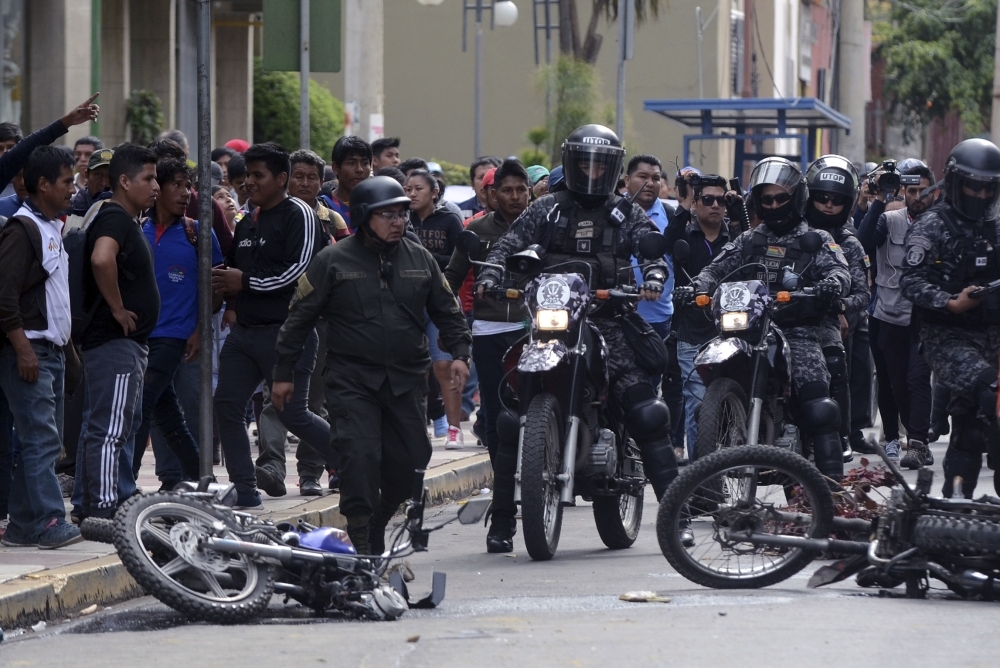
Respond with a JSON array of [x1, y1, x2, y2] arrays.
[[656, 445, 834, 589], [113, 493, 275, 623], [592, 486, 644, 549], [520, 392, 566, 561], [694, 378, 750, 462]]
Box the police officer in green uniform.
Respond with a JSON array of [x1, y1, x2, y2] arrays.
[[272, 176, 473, 554]]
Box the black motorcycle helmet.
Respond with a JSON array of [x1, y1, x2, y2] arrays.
[[748, 157, 808, 234], [560, 124, 625, 200], [349, 176, 411, 250], [804, 154, 859, 229], [944, 138, 1000, 222]]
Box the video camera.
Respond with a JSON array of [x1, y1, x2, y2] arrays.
[[867, 159, 922, 193], [675, 172, 702, 199]]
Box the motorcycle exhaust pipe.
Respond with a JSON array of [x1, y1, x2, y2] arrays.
[[740, 531, 869, 555], [202, 537, 326, 565], [959, 570, 1000, 595]]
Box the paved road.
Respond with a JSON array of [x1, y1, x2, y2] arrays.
[[5, 448, 1000, 667]]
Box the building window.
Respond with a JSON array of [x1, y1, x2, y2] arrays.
[[730, 9, 745, 97], [0, 0, 25, 125]]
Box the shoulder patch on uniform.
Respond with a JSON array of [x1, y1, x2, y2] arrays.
[[863, 254, 871, 269], [336, 271, 366, 280], [400, 269, 430, 278], [908, 235, 932, 250], [721, 241, 738, 254], [765, 246, 786, 258], [824, 243, 842, 253], [295, 274, 314, 300], [905, 246, 926, 266]]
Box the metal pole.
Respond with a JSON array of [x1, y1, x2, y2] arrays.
[[615, 0, 626, 138], [196, 0, 214, 479], [696, 6, 704, 99], [475, 16, 483, 158], [300, 0, 310, 149]]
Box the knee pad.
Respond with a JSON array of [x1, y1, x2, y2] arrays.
[[974, 368, 998, 418], [625, 397, 671, 441], [798, 397, 841, 435], [823, 347, 848, 386], [797, 380, 830, 404]]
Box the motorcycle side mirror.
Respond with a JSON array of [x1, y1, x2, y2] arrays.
[[638, 231, 668, 260], [457, 497, 491, 525], [799, 231, 823, 254], [781, 266, 801, 291], [457, 229, 481, 260], [673, 239, 691, 263]]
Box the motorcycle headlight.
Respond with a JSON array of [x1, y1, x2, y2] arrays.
[[720, 311, 749, 331], [536, 308, 569, 331]]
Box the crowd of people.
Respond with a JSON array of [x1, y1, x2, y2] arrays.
[[0, 91, 997, 555]]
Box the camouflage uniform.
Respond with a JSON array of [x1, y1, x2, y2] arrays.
[[691, 221, 851, 392], [900, 204, 1000, 497]]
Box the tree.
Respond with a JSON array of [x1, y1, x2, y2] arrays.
[[541, 56, 614, 164], [559, 0, 664, 64], [875, 0, 997, 139], [125, 90, 164, 146], [252, 59, 345, 157]]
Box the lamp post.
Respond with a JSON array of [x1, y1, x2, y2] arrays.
[[418, 0, 518, 159]]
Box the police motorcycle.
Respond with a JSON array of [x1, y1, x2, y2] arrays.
[[79, 474, 489, 624], [456, 228, 669, 561], [657, 440, 1000, 598], [673, 231, 832, 464]]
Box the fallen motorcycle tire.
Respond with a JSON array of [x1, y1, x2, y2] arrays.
[[913, 515, 1000, 557], [113, 493, 275, 624], [657, 445, 834, 589], [79, 517, 115, 544]]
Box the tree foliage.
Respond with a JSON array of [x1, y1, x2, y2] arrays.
[[540, 56, 614, 164], [559, 0, 664, 64], [252, 59, 345, 158], [875, 0, 997, 137], [432, 159, 471, 186], [125, 90, 164, 146]]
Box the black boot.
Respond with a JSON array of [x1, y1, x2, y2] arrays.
[[811, 432, 845, 480], [346, 517, 371, 556], [369, 500, 401, 556], [942, 415, 984, 499], [638, 438, 679, 502], [486, 510, 517, 553]]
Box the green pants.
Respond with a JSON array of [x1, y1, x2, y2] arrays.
[[327, 372, 431, 520]]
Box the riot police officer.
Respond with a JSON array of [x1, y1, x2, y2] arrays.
[[687, 157, 852, 479], [273, 176, 473, 554], [803, 155, 871, 463], [477, 125, 680, 525], [900, 138, 1000, 498]]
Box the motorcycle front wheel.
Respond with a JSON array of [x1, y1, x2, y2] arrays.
[[656, 445, 834, 589], [694, 378, 749, 461], [520, 392, 565, 561], [113, 493, 275, 623]]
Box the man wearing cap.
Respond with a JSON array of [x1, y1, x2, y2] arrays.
[[64, 148, 114, 235], [527, 165, 549, 200], [272, 175, 472, 555]]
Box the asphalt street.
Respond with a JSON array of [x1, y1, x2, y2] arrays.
[[4, 448, 1000, 668]]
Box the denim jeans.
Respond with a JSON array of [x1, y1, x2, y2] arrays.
[[675, 340, 706, 459], [132, 338, 200, 485], [215, 324, 333, 496], [0, 384, 12, 518], [471, 329, 523, 517], [79, 338, 147, 518], [0, 342, 67, 537]]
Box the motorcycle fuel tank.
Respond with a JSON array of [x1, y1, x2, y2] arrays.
[[297, 527, 357, 555]]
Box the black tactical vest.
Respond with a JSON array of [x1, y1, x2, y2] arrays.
[[539, 191, 634, 290], [740, 227, 827, 326], [917, 203, 1000, 327]]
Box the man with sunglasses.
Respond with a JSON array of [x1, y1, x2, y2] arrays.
[[273, 176, 472, 555], [804, 156, 872, 466], [685, 157, 851, 480], [901, 138, 1000, 498], [857, 159, 937, 467]]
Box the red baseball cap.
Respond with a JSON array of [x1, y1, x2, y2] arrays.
[[482, 167, 497, 188], [225, 138, 250, 153]]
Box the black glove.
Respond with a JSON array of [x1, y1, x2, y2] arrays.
[[814, 278, 841, 300], [475, 273, 499, 296], [673, 285, 695, 305], [640, 279, 664, 295]]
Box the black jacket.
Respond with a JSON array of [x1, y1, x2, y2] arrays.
[[226, 196, 327, 326], [0, 214, 49, 336], [410, 205, 464, 272], [0, 120, 69, 193]]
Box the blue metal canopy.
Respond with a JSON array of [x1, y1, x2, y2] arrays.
[[642, 97, 852, 174]]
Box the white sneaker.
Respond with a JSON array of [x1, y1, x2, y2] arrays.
[[445, 425, 465, 449], [884, 439, 900, 462]]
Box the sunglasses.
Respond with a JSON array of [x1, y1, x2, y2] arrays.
[[758, 192, 792, 206], [813, 193, 848, 206], [698, 195, 726, 207]]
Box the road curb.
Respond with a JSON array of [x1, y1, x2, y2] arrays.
[[0, 453, 493, 630]]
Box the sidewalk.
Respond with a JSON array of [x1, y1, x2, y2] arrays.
[[0, 420, 492, 630]]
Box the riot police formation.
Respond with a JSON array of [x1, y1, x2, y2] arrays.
[[900, 138, 1000, 498], [685, 157, 852, 479], [802, 155, 872, 464], [477, 125, 683, 525]]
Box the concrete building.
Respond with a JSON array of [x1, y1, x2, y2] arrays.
[[2, 1, 845, 180]]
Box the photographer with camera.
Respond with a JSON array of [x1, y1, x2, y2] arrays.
[[857, 159, 937, 466]]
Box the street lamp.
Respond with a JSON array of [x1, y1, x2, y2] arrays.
[[418, 0, 518, 159]]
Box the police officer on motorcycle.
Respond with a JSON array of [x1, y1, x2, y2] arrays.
[[900, 138, 1000, 498], [477, 125, 680, 516], [803, 155, 871, 464], [684, 157, 852, 479]]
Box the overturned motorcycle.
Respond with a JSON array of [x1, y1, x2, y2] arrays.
[[80, 472, 489, 624], [656, 444, 1000, 599]]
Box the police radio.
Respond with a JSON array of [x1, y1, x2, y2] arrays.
[[610, 185, 645, 225]]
